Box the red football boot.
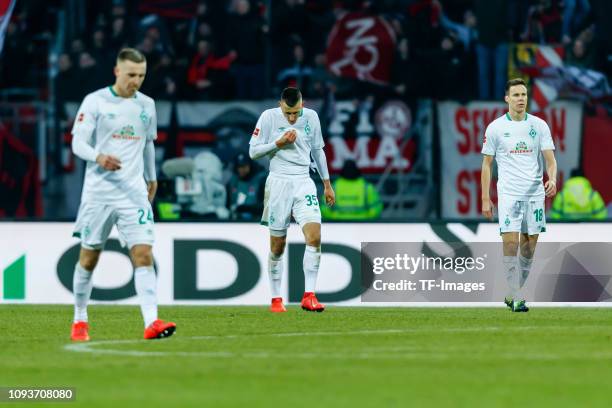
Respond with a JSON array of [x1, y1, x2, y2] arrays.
[[270, 297, 287, 313], [71, 321, 90, 342], [144, 319, 177, 340], [301, 292, 325, 312]]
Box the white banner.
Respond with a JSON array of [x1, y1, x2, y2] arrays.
[[438, 101, 582, 218], [0, 222, 610, 305]]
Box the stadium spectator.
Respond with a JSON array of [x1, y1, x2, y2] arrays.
[[561, 0, 591, 45], [55, 54, 81, 119], [186, 40, 236, 100], [141, 53, 179, 100], [90, 27, 114, 76], [226, 153, 266, 220], [0, 20, 31, 89], [75, 51, 109, 98], [550, 169, 607, 220], [276, 44, 313, 90], [521, 0, 563, 44], [69, 38, 86, 61], [270, 0, 309, 73], [109, 17, 129, 50], [308, 53, 337, 99], [474, 0, 512, 100], [321, 160, 382, 220], [225, 0, 268, 99], [440, 8, 477, 51], [565, 38, 595, 69]]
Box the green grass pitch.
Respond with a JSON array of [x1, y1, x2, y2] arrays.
[[2, 305, 612, 407]]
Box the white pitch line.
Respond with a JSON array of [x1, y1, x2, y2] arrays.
[[63, 325, 612, 360]]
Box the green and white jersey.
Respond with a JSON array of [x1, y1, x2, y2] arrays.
[[250, 107, 324, 176], [72, 86, 157, 206], [481, 112, 555, 200]]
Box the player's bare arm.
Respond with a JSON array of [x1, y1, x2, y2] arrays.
[[147, 181, 158, 203], [481, 154, 494, 220], [542, 150, 557, 198], [323, 179, 335, 206], [95, 154, 122, 171]]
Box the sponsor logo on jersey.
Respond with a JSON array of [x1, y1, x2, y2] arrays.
[[77, 113, 84, 122], [112, 125, 142, 141], [510, 141, 532, 154], [503, 132, 510, 137], [252, 128, 260, 137]]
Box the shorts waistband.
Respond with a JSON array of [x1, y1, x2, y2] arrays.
[[268, 171, 311, 180]]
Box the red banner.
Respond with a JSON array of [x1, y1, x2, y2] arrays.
[[326, 12, 396, 85]]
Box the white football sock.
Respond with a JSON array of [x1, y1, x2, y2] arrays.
[[268, 253, 283, 298], [518, 254, 533, 288], [73, 263, 94, 323], [303, 245, 321, 293], [134, 266, 158, 327], [503, 256, 519, 300]]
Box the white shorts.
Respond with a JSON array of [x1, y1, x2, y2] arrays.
[[498, 197, 546, 235], [73, 201, 155, 249], [261, 174, 321, 235]]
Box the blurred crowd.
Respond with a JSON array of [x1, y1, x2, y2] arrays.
[[2, 0, 610, 104]]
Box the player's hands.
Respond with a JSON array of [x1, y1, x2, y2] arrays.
[[544, 180, 557, 197], [96, 154, 121, 171], [275, 129, 297, 148], [482, 198, 494, 220], [147, 181, 158, 203], [323, 181, 335, 206]]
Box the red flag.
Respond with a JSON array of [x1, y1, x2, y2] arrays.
[[326, 12, 396, 85]]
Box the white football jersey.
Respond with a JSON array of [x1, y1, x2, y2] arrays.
[[482, 112, 555, 200], [72, 86, 157, 206], [249, 107, 324, 176]]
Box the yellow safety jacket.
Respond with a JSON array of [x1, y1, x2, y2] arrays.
[[550, 177, 607, 220], [321, 178, 382, 220]]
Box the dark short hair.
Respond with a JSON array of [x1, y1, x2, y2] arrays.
[[505, 78, 527, 94], [281, 87, 302, 107], [117, 48, 146, 64]]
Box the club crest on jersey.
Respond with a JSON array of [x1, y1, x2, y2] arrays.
[[529, 126, 537, 138], [504, 216, 511, 226], [304, 121, 311, 136], [139, 110, 149, 124]]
